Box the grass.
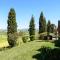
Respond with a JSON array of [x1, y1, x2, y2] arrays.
[[0, 39, 55, 60], [0, 35, 8, 48], [0, 33, 55, 60]]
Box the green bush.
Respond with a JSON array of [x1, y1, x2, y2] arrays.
[[35, 46, 60, 60], [22, 36, 28, 43], [54, 36, 60, 47], [54, 40, 60, 47]]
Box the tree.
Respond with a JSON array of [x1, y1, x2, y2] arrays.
[[44, 17, 47, 32], [50, 24, 55, 33], [39, 12, 46, 34], [7, 8, 17, 47], [39, 12, 46, 40], [47, 20, 51, 35], [29, 15, 35, 41]]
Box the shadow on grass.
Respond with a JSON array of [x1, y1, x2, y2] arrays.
[[0, 46, 12, 51], [33, 46, 60, 60], [35, 40, 54, 43]]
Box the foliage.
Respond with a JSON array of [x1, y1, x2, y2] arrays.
[[33, 46, 60, 60], [50, 24, 55, 33], [54, 37, 60, 47], [47, 20, 51, 36], [39, 12, 46, 34], [7, 33, 18, 47], [22, 36, 28, 43], [29, 15, 35, 41], [7, 8, 17, 47], [44, 17, 47, 32]]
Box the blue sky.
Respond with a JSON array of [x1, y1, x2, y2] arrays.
[[0, 0, 60, 29]]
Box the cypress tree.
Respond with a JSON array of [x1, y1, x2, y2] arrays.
[[50, 24, 55, 33], [44, 17, 47, 32], [39, 12, 46, 34], [47, 20, 51, 36], [29, 15, 35, 41], [7, 8, 17, 47]]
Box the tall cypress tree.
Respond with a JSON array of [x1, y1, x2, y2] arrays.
[[50, 24, 55, 33], [39, 12, 46, 34], [47, 20, 51, 36], [7, 8, 17, 47], [29, 15, 35, 41], [44, 17, 47, 32]]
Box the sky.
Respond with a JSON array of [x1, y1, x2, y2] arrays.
[[0, 0, 60, 29]]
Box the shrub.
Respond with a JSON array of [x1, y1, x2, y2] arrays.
[[54, 40, 60, 47], [35, 46, 60, 60], [22, 36, 28, 43]]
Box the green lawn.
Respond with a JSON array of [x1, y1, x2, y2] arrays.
[[0, 39, 55, 60], [0, 35, 8, 47], [0, 33, 55, 60]]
